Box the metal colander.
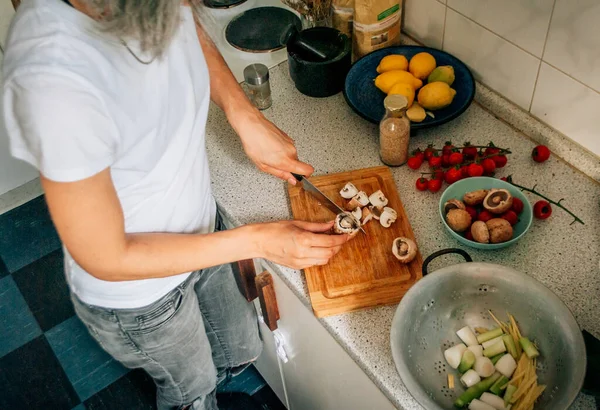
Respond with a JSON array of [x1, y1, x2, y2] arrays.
[[390, 249, 586, 410]]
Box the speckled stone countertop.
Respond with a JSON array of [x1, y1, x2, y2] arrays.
[[206, 63, 599, 409]]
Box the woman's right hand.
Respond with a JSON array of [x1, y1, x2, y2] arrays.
[[253, 220, 350, 270]]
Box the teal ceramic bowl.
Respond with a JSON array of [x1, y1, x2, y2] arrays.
[[439, 177, 533, 249]]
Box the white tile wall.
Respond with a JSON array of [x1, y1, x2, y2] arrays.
[[443, 9, 539, 110], [403, 0, 600, 157], [447, 0, 554, 57], [543, 0, 600, 93], [531, 64, 600, 156], [403, 0, 446, 49]]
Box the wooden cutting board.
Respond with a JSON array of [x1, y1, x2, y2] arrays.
[[288, 166, 423, 317]]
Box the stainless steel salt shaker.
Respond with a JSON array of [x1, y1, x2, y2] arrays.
[[243, 64, 272, 110]]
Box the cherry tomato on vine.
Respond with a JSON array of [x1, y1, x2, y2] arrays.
[[432, 169, 445, 180], [427, 178, 442, 193], [412, 149, 425, 161], [441, 154, 451, 168], [468, 163, 484, 177], [429, 155, 442, 168], [460, 165, 470, 178], [424, 146, 436, 160], [445, 168, 462, 185], [449, 152, 464, 165], [442, 141, 455, 156], [493, 155, 508, 168], [462, 143, 478, 159], [407, 156, 423, 170], [484, 144, 500, 157], [533, 200, 552, 219], [415, 177, 429, 191], [532, 145, 550, 163], [481, 158, 497, 174]]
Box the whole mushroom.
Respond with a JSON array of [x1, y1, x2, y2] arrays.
[[483, 189, 514, 214], [486, 218, 513, 243], [392, 237, 418, 264], [463, 190, 489, 206], [470, 221, 490, 244], [446, 209, 472, 232], [444, 199, 466, 214]]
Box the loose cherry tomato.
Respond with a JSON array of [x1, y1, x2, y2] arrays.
[[428, 178, 442, 193], [465, 230, 474, 241], [464, 205, 478, 221], [468, 163, 484, 177], [462, 143, 478, 159], [412, 148, 425, 161], [501, 210, 518, 226], [481, 158, 497, 174], [415, 177, 429, 191], [441, 154, 451, 168], [460, 165, 470, 178], [442, 141, 455, 156], [424, 145, 436, 160], [449, 152, 464, 165], [493, 155, 508, 168], [445, 168, 462, 184], [532, 145, 550, 163], [533, 200, 552, 219], [484, 143, 500, 157], [429, 155, 442, 168], [407, 156, 423, 170], [478, 210, 493, 223], [511, 197, 524, 214]]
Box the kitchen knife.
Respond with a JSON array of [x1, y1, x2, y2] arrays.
[[292, 173, 366, 235]]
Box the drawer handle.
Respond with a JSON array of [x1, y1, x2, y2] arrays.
[[255, 271, 280, 331], [233, 259, 258, 301]]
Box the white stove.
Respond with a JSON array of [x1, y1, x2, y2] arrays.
[[196, 0, 300, 82]]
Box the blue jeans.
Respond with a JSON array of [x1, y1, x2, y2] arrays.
[[71, 216, 262, 410]]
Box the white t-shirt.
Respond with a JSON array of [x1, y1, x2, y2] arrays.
[[2, 0, 217, 309]]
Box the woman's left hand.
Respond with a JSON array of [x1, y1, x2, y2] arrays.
[[235, 110, 314, 185]]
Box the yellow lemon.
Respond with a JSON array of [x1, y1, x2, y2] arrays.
[[388, 82, 415, 107], [376, 55, 409, 73], [417, 82, 457, 110], [409, 52, 437, 80], [427, 65, 455, 86], [374, 70, 423, 93], [406, 103, 426, 122]]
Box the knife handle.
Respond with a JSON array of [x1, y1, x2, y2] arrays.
[[291, 173, 304, 182]]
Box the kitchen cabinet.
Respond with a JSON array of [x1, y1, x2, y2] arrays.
[[259, 261, 396, 410]]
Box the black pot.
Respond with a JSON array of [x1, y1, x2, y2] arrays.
[[287, 27, 351, 98]]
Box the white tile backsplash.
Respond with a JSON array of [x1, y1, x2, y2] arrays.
[[443, 9, 540, 110], [403, 0, 446, 49], [531, 63, 600, 156], [543, 0, 600, 93], [447, 0, 554, 57]]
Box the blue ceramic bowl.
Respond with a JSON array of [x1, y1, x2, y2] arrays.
[[439, 177, 533, 250], [343, 46, 475, 129]]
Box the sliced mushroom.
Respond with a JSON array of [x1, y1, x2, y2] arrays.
[[470, 221, 490, 244], [392, 237, 417, 264], [332, 212, 361, 236], [446, 209, 472, 232], [340, 182, 359, 199], [369, 205, 383, 220], [351, 207, 362, 221], [483, 189, 514, 214], [369, 190, 388, 208], [380, 209, 397, 228], [382, 207, 397, 219], [486, 218, 513, 243], [361, 207, 374, 225], [463, 190, 489, 206], [444, 199, 465, 214], [346, 191, 369, 210]]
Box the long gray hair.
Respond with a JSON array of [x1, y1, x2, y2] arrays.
[[83, 0, 203, 57]]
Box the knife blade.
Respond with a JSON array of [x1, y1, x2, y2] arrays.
[[292, 173, 366, 235]]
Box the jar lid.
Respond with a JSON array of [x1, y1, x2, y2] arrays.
[[383, 94, 408, 111], [244, 64, 270, 86]]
